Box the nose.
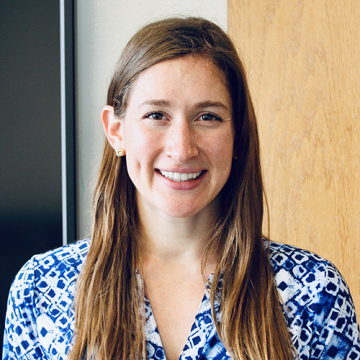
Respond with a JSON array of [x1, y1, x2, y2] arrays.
[[165, 120, 199, 162]]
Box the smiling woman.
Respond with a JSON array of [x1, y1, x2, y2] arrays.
[[3, 17, 359, 360]]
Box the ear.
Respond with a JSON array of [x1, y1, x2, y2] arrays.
[[101, 105, 125, 152]]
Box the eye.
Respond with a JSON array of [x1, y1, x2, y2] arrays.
[[199, 113, 222, 122], [145, 112, 166, 120]]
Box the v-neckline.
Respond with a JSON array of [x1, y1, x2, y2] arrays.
[[138, 272, 222, 360]]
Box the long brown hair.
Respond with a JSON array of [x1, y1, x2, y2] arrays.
[[69, 17, 294, 360]]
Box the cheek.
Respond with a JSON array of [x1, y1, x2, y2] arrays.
[[124, 125, 156, 156], [123, 127, 161, 176], [209, 132, 234, 166]]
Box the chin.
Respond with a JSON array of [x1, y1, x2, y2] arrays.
[[163, 208, 200, 219], [160, 201, 214, 219]]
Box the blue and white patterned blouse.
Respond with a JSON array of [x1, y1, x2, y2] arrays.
[[2, 239, 360, 359]]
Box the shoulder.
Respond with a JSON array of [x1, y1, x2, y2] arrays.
[[12, 238, 90, 294], [11, 238, 90, 297], [267, 240, 360, 359], [266, 240, 350, 303], [30, 238, 90, 279], [269, 241, 347, 292], [32, 237, 90, 266], [266, 239, 351, 311], [267, 240, 329, 273], [3, 239, 90, 360], [12, 238, 90, 319]]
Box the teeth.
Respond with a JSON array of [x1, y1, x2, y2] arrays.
[[159, 170, 202, 182]]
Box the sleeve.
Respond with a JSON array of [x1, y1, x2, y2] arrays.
[[2, 258, 45, 360], [311, 261, 360, 360]]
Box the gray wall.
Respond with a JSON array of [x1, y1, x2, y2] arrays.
[[0, 1, 62, 354]]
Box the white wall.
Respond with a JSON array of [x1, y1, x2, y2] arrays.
[[76, 0, 228, 238]]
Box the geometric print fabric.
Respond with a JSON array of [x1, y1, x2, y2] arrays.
[[270, 242, 360, 360], [2, 239, 360, 359]]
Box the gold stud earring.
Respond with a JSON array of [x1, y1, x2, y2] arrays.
[[116, 149, 125, 157]]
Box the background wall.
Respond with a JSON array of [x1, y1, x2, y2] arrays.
[[228, 0, 360, 311], [0, 1, 62, 355], [76, 0, 227, 238]]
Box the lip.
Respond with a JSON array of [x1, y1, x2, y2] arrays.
[[155, 168, 207, 190], [157, 168, 204, 173]]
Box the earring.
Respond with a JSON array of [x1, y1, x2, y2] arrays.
[[116, 149, 125, 157]]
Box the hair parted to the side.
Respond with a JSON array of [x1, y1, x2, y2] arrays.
[[69, 17, 294, 360]]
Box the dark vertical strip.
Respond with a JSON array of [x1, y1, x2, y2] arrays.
[[60, 0, 76, 245]]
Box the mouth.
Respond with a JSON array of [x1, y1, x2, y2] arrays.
[[158, 169, 203, 182]]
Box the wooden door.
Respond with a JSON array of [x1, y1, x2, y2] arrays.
[[228, 0, 360, 311]]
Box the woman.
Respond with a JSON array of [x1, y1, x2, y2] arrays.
[[3, 17, 359, 360]]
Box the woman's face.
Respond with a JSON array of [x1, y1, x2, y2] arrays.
[[118, 55, 234, 219]]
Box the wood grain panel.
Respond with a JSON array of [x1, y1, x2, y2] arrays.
[[228, 0, 360, 311]]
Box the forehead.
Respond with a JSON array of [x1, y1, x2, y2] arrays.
[[126, 55, 231, 107]]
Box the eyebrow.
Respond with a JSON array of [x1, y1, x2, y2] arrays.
[[139, 99, 230, 111], [194, 101, 230, 111], [139, 99, 171, 107]]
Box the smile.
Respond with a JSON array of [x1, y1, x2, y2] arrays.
[[159, 170, 202, 182]]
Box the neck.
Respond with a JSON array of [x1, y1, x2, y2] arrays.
[[137, 202, 218, 265]]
